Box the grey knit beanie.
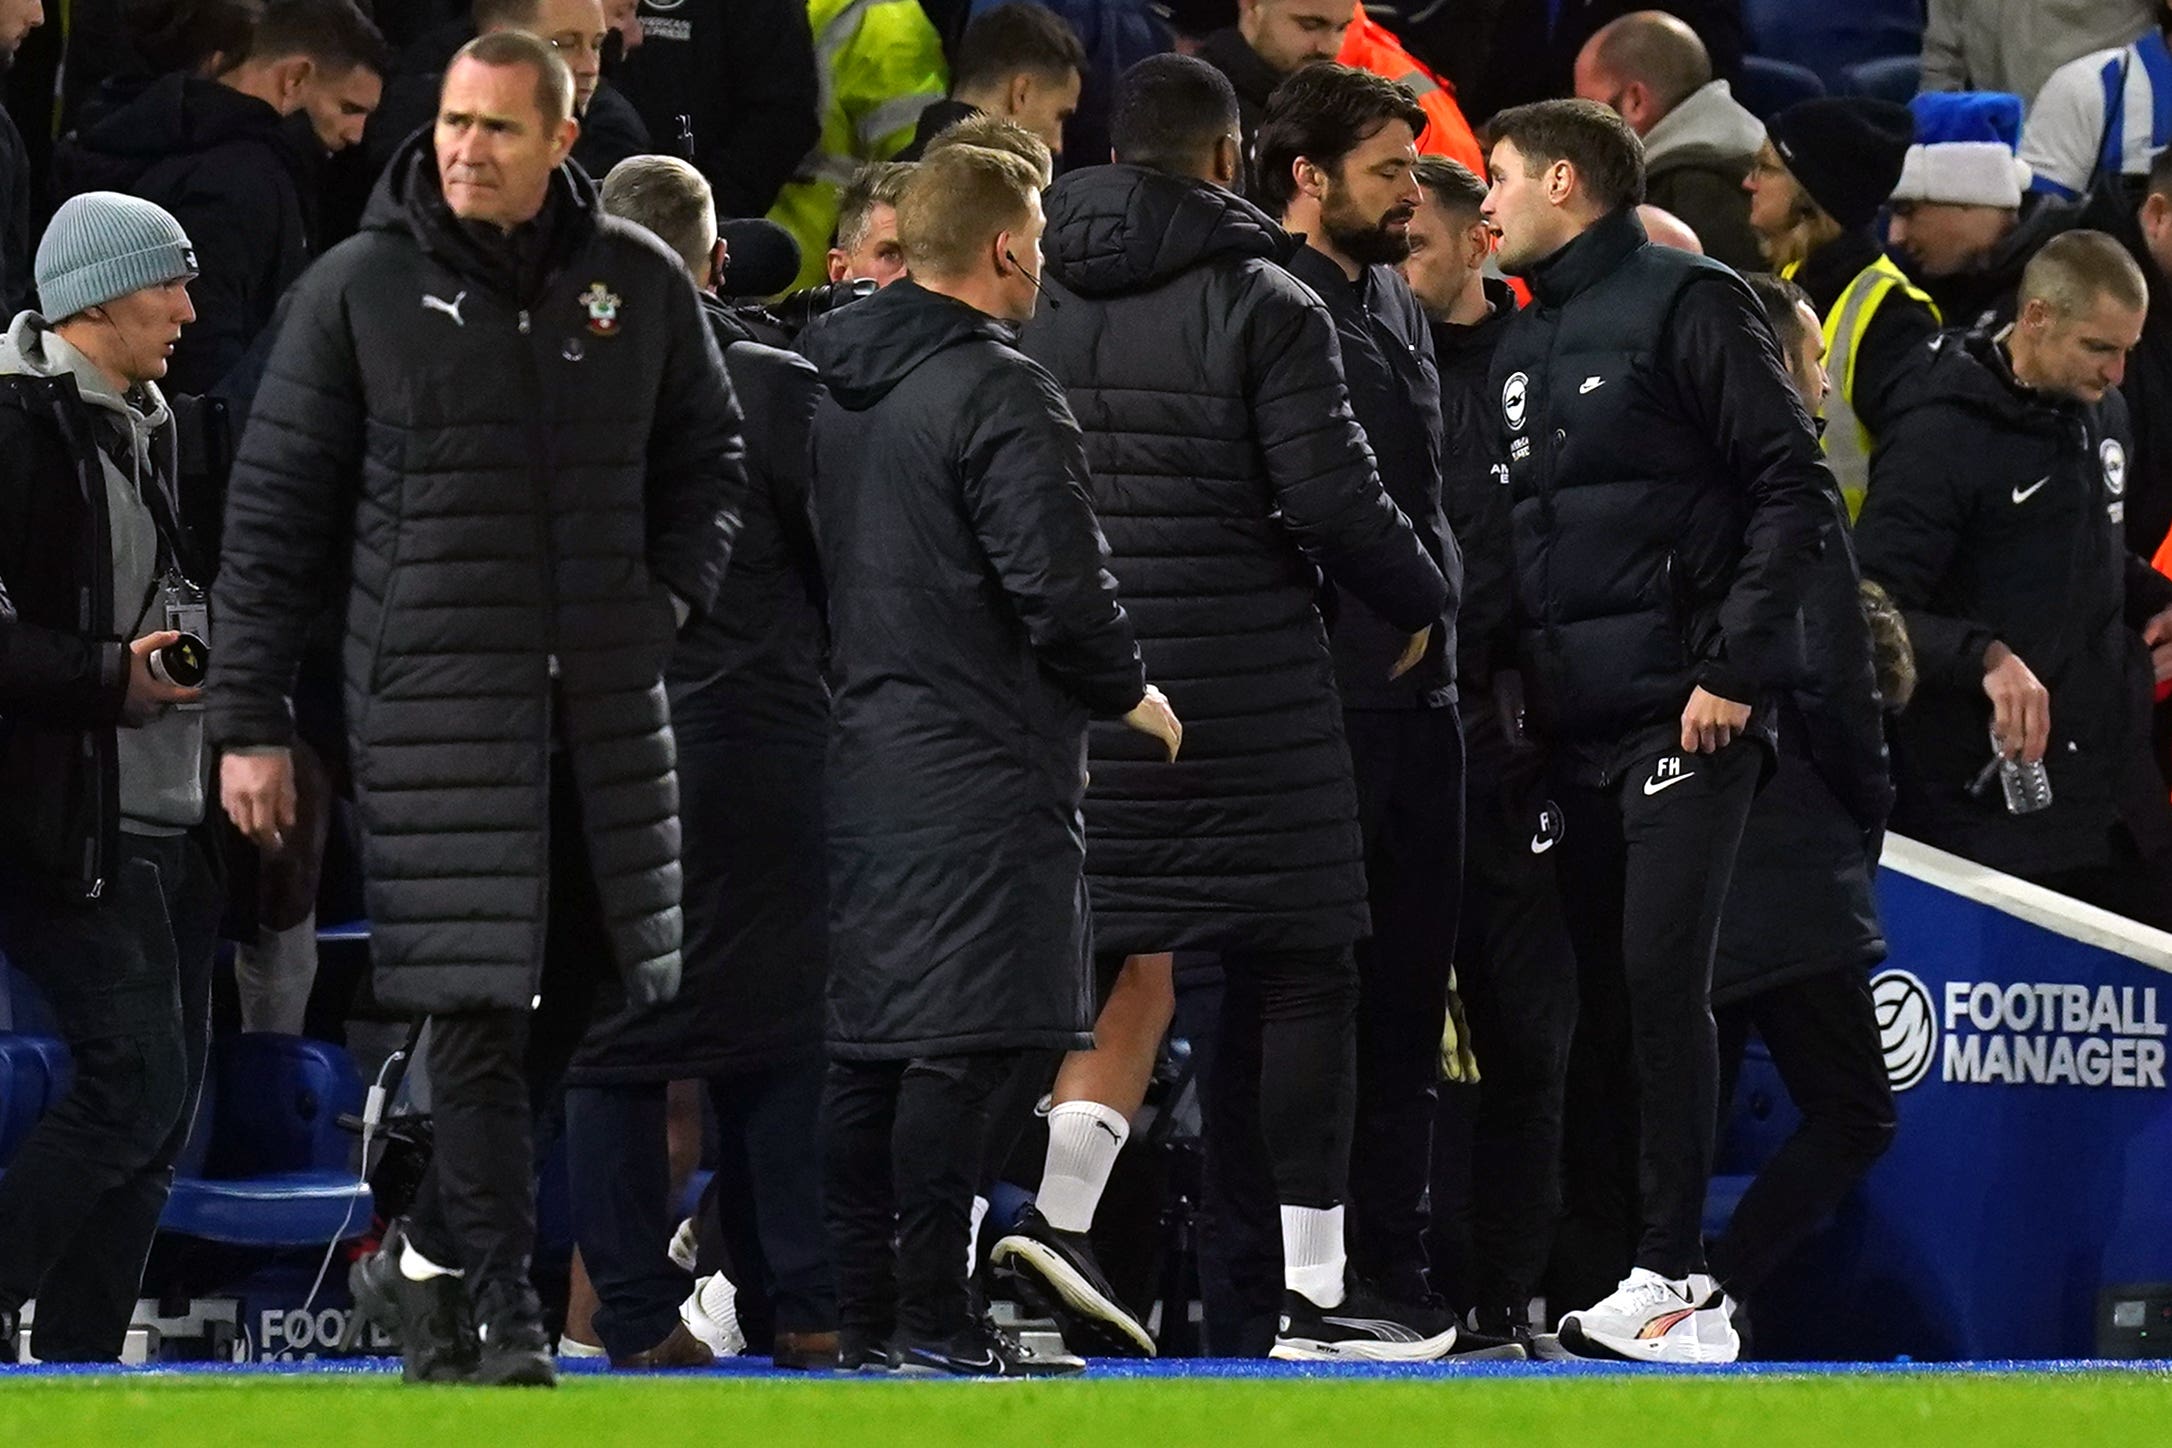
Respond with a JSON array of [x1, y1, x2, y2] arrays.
[[35, 192, 199, 322]]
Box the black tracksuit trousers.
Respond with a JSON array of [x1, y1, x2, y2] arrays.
[[1711, 965, 1897, 1299], [406, 758, 612, 1331], [1343, 706, 1465, 1301], [824, 1050, 1026, 1346], [1548, 738, 1761, 1293]]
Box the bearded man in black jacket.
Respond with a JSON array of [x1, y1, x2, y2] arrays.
[[211, 35, 744, 1387], [1258, 61, 1472, 1323], [1480, 98, 1830, 1364], [1003, 54, 1478, 1364], [800, 143, 1179, 1378]]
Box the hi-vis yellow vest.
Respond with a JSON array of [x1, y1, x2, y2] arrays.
[[1783, 253, 1941, 519], [767, 0, 948, 294]]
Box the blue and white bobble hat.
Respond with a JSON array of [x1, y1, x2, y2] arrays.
[[1890, 91, 2033, 210]]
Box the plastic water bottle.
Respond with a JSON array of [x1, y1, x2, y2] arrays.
[[1990, 724, 2053, 815]]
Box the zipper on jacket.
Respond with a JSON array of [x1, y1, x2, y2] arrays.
[[518, 303, 557, 993]]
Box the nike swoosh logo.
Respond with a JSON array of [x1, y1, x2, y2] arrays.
[[1579, 376, 1604, 394], [1643, 773, 1696, 796], [2012, 476, 2050, 504], [1530, 833, 1556, 855]]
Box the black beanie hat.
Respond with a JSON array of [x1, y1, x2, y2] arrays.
[[1766, 97, 1914, 232]]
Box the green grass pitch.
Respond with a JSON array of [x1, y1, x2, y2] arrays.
[[5, 1372, 2171, 1448]]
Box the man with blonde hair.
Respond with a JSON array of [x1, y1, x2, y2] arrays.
[[800, 144, 1179, 1375], [1858, 229, 2172, 927]]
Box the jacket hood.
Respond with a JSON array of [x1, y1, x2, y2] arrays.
[[1886, 326, 2082, 433], [800, 279, 1013, 411], [0, 312, 172, 464], [1044, 165, 1294, 297], [361, 128, 600, 294], [65, 72, 293, 189], [1198, 27, 1280, 108], [1642, 80, 1765, 168]]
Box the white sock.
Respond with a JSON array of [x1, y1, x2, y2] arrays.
[[966, 1195, 990, 1279], [1280, 1204, 1347, 1309], [399, 1237, 463, 1281], [1035, 1100, 1129, 1232], [235, 912, 319, 1035]]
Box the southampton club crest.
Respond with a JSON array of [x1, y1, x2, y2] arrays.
[[580, 282, 624, 337]]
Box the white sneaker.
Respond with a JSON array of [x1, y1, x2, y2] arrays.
[[557, 1334, 607, 1360], [679, 1272, 746, 1357], [1557, 1268, 1739, 1364], [667, 1216, 700, 1273]]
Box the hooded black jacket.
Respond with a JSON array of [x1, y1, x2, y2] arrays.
[[568, 295, 830, 1082], [1910, 195, 2081, 336], [802, 279, 1145, 1059], [1490, 208, 1830, 769], [1856, 328, 2172, 878], [1283, 243, 1460, 708], [51, 73, 313, 396], [1020, 164, 1448, 955], [208, 134, 745, 1014]]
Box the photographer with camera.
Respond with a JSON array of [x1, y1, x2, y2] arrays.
[[0, 193, 216, 1364]]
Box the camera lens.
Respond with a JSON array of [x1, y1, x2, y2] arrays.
[[149, 632, 209, 688]]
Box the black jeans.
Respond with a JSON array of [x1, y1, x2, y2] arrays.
[[1550, 739, 1760, 1286], [0, 831, 218, 1361], [565, 1061, 835, 1356], [1343, 706, 1464, 1300], [1711, 966, 1896, 1299], [405, 759, 611, 1328], [1431, 746, 1578, 1317], [1190, 944, 1361, 1356], [824, 1051, 1023, 1344]]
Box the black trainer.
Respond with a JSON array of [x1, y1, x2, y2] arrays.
[[991, 1207, 1155, 1357], [473, 1283, 556, 1388], [893, 1319, 1087, 1378], [837, 1326, 896, 1373], [1271, 1284, 1527, 1363], [345, 1221, 480, 1384]]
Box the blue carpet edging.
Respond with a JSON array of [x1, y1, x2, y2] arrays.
[[6, 1357, 2171, 1381]]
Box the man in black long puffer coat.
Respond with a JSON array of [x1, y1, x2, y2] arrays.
[[210, 36, 745, 1387], [1003, 55, 1505, 1366], [799, 142, 1180, 1378]]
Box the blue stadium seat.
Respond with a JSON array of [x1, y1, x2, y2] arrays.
[[1744, 0, 1924, 90], [161, 1034, 373, 1247], [1842, 54, 1923, 105], [0, 1032, 69, 1167], [1737, 56, 1828, 122]]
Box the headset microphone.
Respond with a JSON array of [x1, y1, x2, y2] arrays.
[[1004, 251, 1061, 309]]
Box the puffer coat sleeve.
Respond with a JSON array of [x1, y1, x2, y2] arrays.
[[209, 260, 369, 751]]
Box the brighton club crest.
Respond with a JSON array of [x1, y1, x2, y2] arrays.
[[579, 283, 623, 336]]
